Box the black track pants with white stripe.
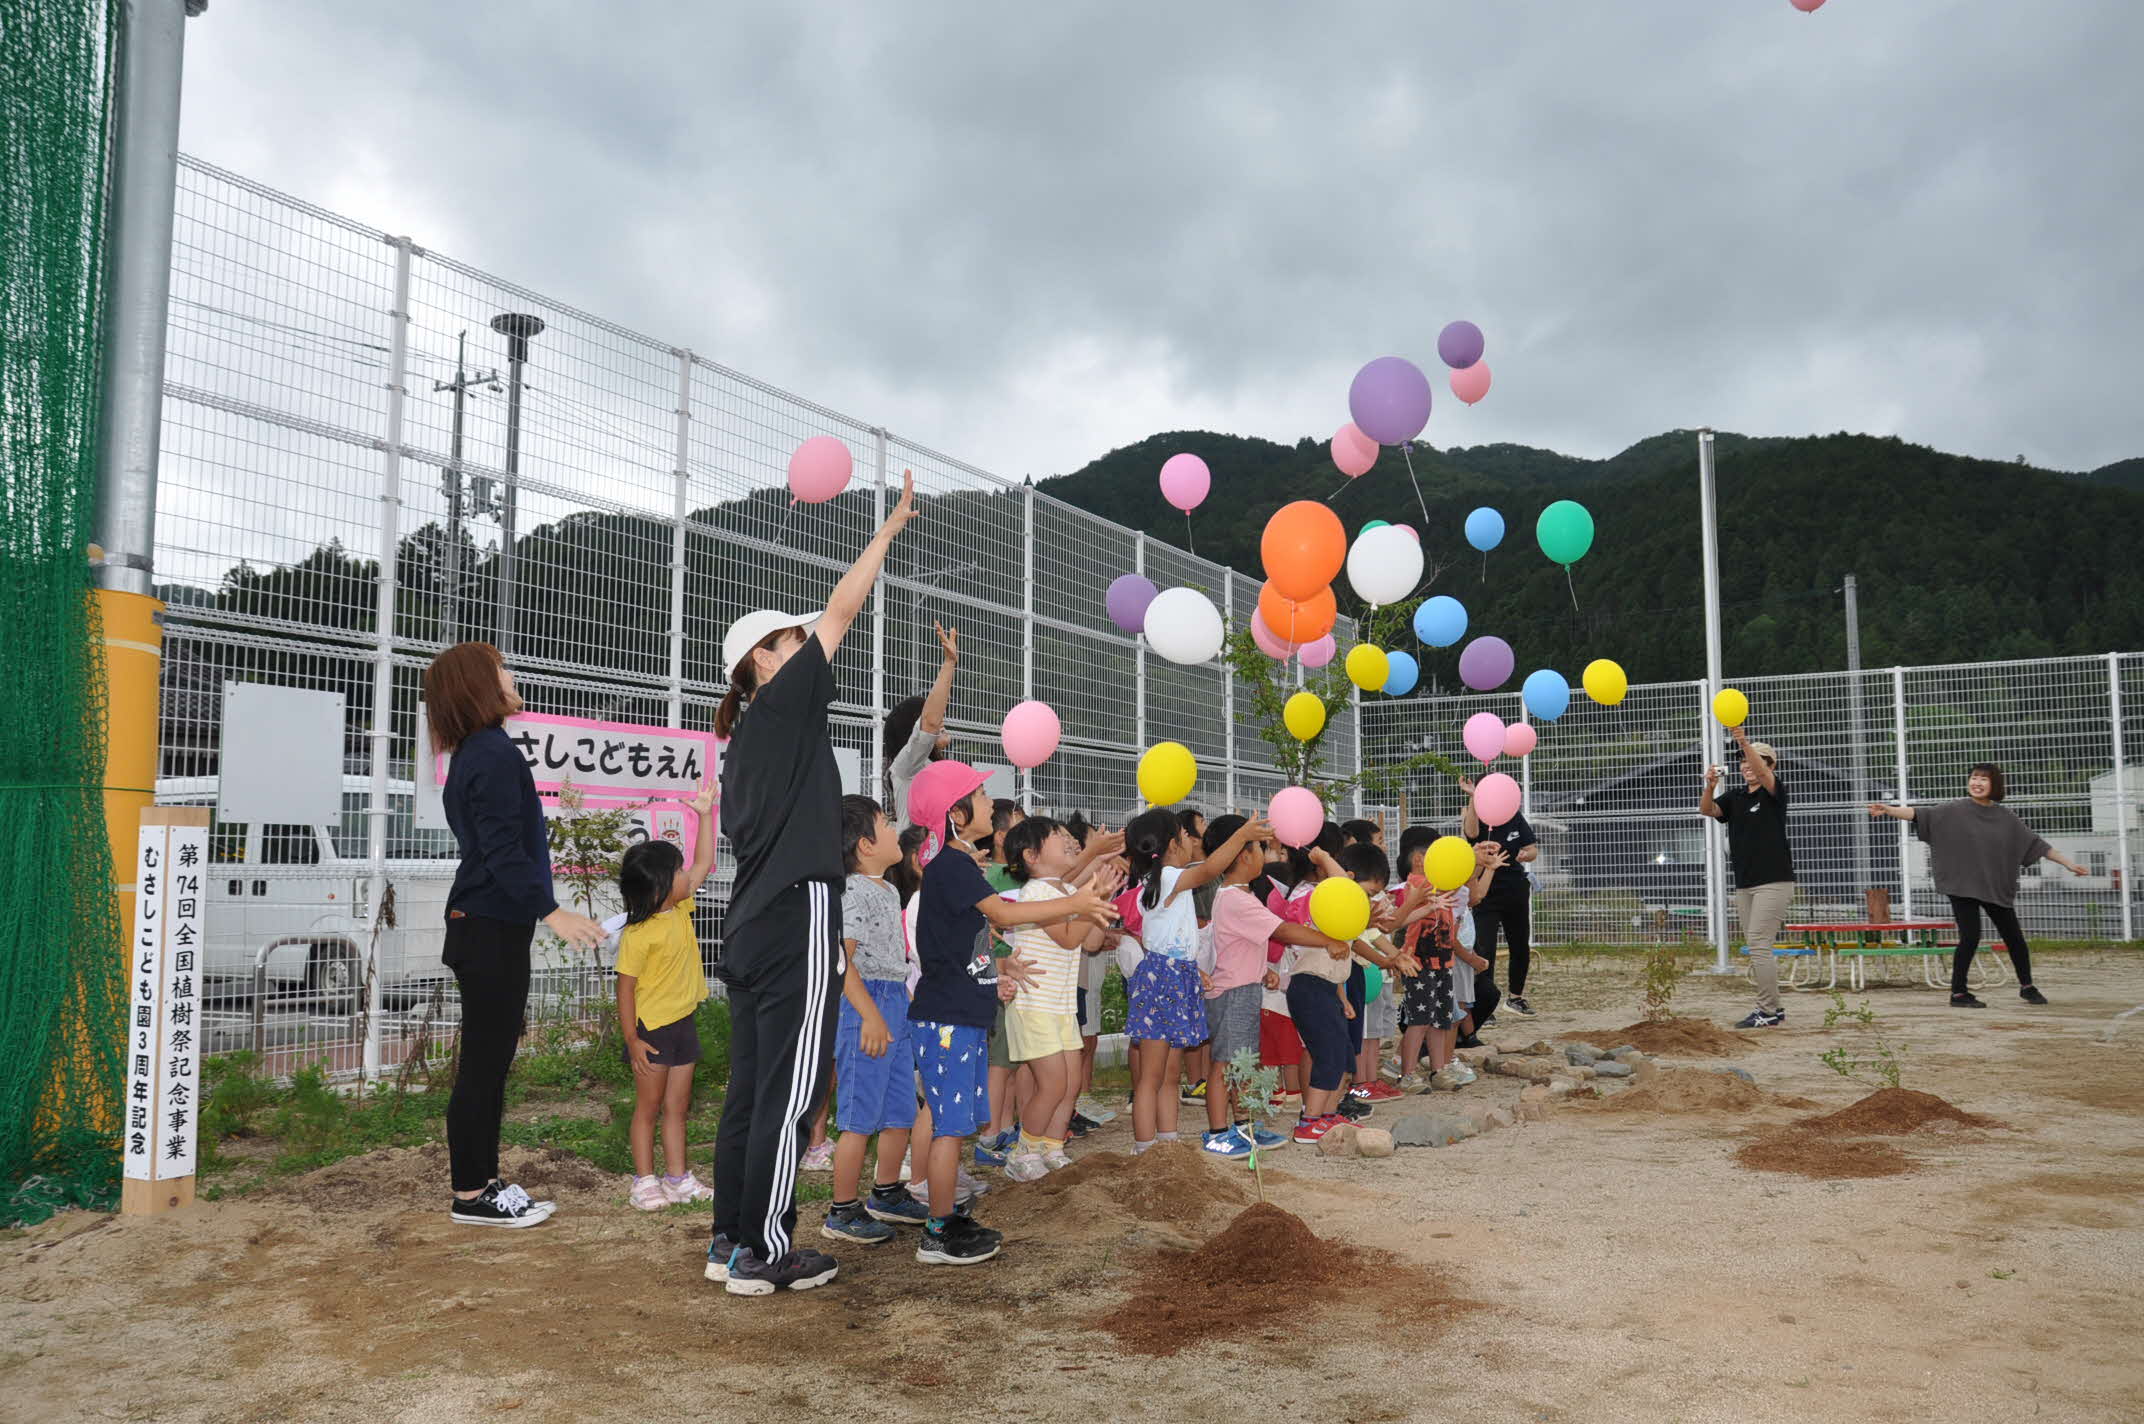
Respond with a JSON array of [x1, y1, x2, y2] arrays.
[[712, 879, 844, 1262]]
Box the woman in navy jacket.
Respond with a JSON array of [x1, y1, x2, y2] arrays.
[[424, 642, 603, 1227]]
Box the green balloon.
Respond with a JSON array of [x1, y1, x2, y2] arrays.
[[1363, 965, 1383, 1001], [1536, 499, 1595, 564], [1361, 519, 1390, 536]]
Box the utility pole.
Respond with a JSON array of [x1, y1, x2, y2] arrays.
[[1698, 429, 1730, 972], [431, 331, 498, 648], [1845, 573, 1871, 899], [489, 312, 545, 658]]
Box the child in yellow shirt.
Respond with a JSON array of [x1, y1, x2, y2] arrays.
[[616, 779, 718, 1210]]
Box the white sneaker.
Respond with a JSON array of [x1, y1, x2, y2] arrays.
[[956, 1165, 991, 1198], [1043, 1148, 1073, 1171], [629, 1175, 668, 1211], [1003, 1150, 1049, 1183], [1449, 1063, 1478, 1086], [1076, 1097, 1119, 1125], [662, 1171, 714, 1204], [799, 1142, 834, 1171]]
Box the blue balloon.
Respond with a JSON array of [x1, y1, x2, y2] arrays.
[[1414, 595, 1468, 648], [1523, 668, 1571, 722], [1464, 507, 1505, 553], [1382, 651, 1419, 697]]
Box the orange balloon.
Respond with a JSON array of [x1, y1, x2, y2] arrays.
[[1260, 500, 1347, 602], [1258, 581, 1337, 644]]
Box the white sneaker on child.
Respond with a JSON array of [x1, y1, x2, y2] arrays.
[[1003, 1151, 1049, 1183], [628, 1175, 668, 1211], [1043, 1149, 1073, 1171], [662, 1171, 715, 1204]]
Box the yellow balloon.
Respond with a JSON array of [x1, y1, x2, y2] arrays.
[[1283, 690, 1327, 741], [1426, 835, 1476, 892], [1582, 657, 1628, 707], [1345, 644, 1390, 692], [1309, 876, 1371, 942], [1137, 740, 1198, 806], [1712, 687, 1749, 729]]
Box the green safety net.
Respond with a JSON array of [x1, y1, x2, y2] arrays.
[[1, 1, 126, 1225]]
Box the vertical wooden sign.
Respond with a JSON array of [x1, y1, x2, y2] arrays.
[[120, 806, 210, 1215]]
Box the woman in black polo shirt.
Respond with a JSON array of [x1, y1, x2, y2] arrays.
[[424, 642, 605, 1227], [706, 470, 918, 1296]]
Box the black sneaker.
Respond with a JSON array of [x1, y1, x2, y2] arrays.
[[704, 1233, 739, 1281], [2020, 986, 2049, 1005], [449, 1181, 550, 1228], [1455, 1032, 1484, 1050], [820, 1201, 895, 1245], [1335, 1094, 1371, 1121], [724, 1245, 839, 1296], [1950, 992, 1987, 1009], [1507, 996, 1535, 1018], [1069, 1112, 1099, 1138], [1732, 1009, 1786, 1029], [916, 1214, 1003, 1266]]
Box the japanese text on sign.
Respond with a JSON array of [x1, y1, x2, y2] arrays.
[[123, 820, 207, 1181]]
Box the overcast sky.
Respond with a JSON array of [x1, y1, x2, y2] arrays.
[[176, 1, 2143, 481]]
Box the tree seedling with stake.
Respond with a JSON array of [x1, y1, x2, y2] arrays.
[[1225, 1047, 1282, 1202]]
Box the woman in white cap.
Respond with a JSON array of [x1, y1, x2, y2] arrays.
[[705, 470, 917, 1296], [1701, 722, 1797, 1029]]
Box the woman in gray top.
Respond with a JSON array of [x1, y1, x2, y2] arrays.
[[883, 622, 960, 826], [1869, 763, 2087, 1008]]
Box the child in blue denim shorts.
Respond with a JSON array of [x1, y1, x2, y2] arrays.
[[821, 797, 931, 1246]]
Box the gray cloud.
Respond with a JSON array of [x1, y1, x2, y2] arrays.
[[178, 0, 2144, 481]]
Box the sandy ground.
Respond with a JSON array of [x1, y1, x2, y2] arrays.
[[5, 950, 2142, 1424]]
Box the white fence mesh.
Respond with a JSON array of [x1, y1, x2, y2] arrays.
[[154, 156, 2138, 1078]]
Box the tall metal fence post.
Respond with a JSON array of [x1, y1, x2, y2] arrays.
[[2109, 653, 2134, 942], [869, 431, 888, 795], [1700, 679, 1728, 971], [1222, 571, 1237, 812], [1134, 533, 1148, 753], [666, 350, 692, 730], [1893, 666, 1913, 920], [1351, 684, 1364, 818], [1020, 485, 1036, 811], [362, 235, 414, 1084]]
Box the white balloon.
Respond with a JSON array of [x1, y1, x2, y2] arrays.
[[1142, 586, 1225, 665], [1346, 524, 1425, 607]]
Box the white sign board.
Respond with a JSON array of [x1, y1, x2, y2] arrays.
[[123, 818, 207, 1182], [217, 682, 345, 825]]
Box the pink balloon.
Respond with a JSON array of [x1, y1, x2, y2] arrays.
[[1269, 786, 1324, 849], [1299, 634, 1337, 668], [1330, 423, 1377, 478], [1159, 453, 1211, 513], [1250, 609, 1300, 660], [1395, 524, 1420, 542], [1474, 772, 1523, 827], [1503, 721, 1537, 758], [1000, 700, 1061, 769], [1463, 712, 1506, 766], [787, 436, 853, 504], [1790, 0, 1825, 10], [1450, 361, 1492, 407]]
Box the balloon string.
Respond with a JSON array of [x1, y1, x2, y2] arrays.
[[1480, 550, 1487, 583], [1564, 563, 1578, 611], [1184, 511, 1196, 557], [770, 499, 798, 549], [1401, 444, 1431, 526]]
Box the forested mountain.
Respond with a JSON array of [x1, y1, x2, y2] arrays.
[[1036, 430, 2144, 681]]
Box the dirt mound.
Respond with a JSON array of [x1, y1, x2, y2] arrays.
[[1792, 1088, 2003, 1137], [992, 1142, 1251, 1238], [1592, 1069, 1815, 1115], [1095, 1201, 1473, 1356], [1735, 1133, 1913, 1179], [1563, 1018, 1754, 1058], [259, 1143, 616, 1211]]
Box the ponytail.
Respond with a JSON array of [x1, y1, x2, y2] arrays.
[[713, 663, 752, 739], [1123, 807, 1179, 912]]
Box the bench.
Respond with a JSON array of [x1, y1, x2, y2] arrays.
[[1783, 921, 2010, 992]]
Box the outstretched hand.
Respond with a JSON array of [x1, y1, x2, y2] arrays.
[[884, 469, 919, 536], [935, 620, 959, 664], [685, 776, 717, 816]]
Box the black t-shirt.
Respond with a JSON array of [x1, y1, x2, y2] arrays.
[[1709, 778, 1796, 887], [1470, 812, 1537, 899], [908, 849, 1001, 1030], [720, 636, 844, 936]]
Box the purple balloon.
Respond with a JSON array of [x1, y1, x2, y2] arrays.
[[1457, 635, 1515, 692], [1106, 573, 1159, 634], [1347, 356, 1433, 446], [1438, 320, 1485, 371]]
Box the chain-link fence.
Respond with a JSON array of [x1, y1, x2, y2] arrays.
[[154, 154, 2137, 1080]]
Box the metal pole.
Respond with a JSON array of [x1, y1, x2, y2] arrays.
[[1893, 666, 1913, 920], [1020, 484, 1036, 812], [489, 312, 545, 657], [92, 0, 196, 599], [1351, 683, 1364, 819], [2109, 652, 2133, 942], [1222, 570, 1237, 814], [666, 350, 692, 729], [1845, 573, 1870, 900], [1134, 532, 1148, 751], [1698, 431, 1730, 971], [362, 236, 414, 1085], [433, 331, 495, 649], [869, 431, 888, 796]]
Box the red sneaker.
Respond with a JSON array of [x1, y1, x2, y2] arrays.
[[1292, 1114, 1343, 1145], [1355, 1081, 1405, 1103]]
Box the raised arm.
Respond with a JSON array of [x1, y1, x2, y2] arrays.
[[917, 622, 959, 735], [979, 883, 1117, 931], [1867, 802, 1916, 822], [1173, 815, 1274, 898], [678, 778, 719, 896], [816, 469, 918, 663], [1732, 725, 1776, 794], [1458, 773, 1482, 839]]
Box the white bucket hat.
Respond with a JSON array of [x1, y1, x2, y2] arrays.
[[722, 609, 820, 680]]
